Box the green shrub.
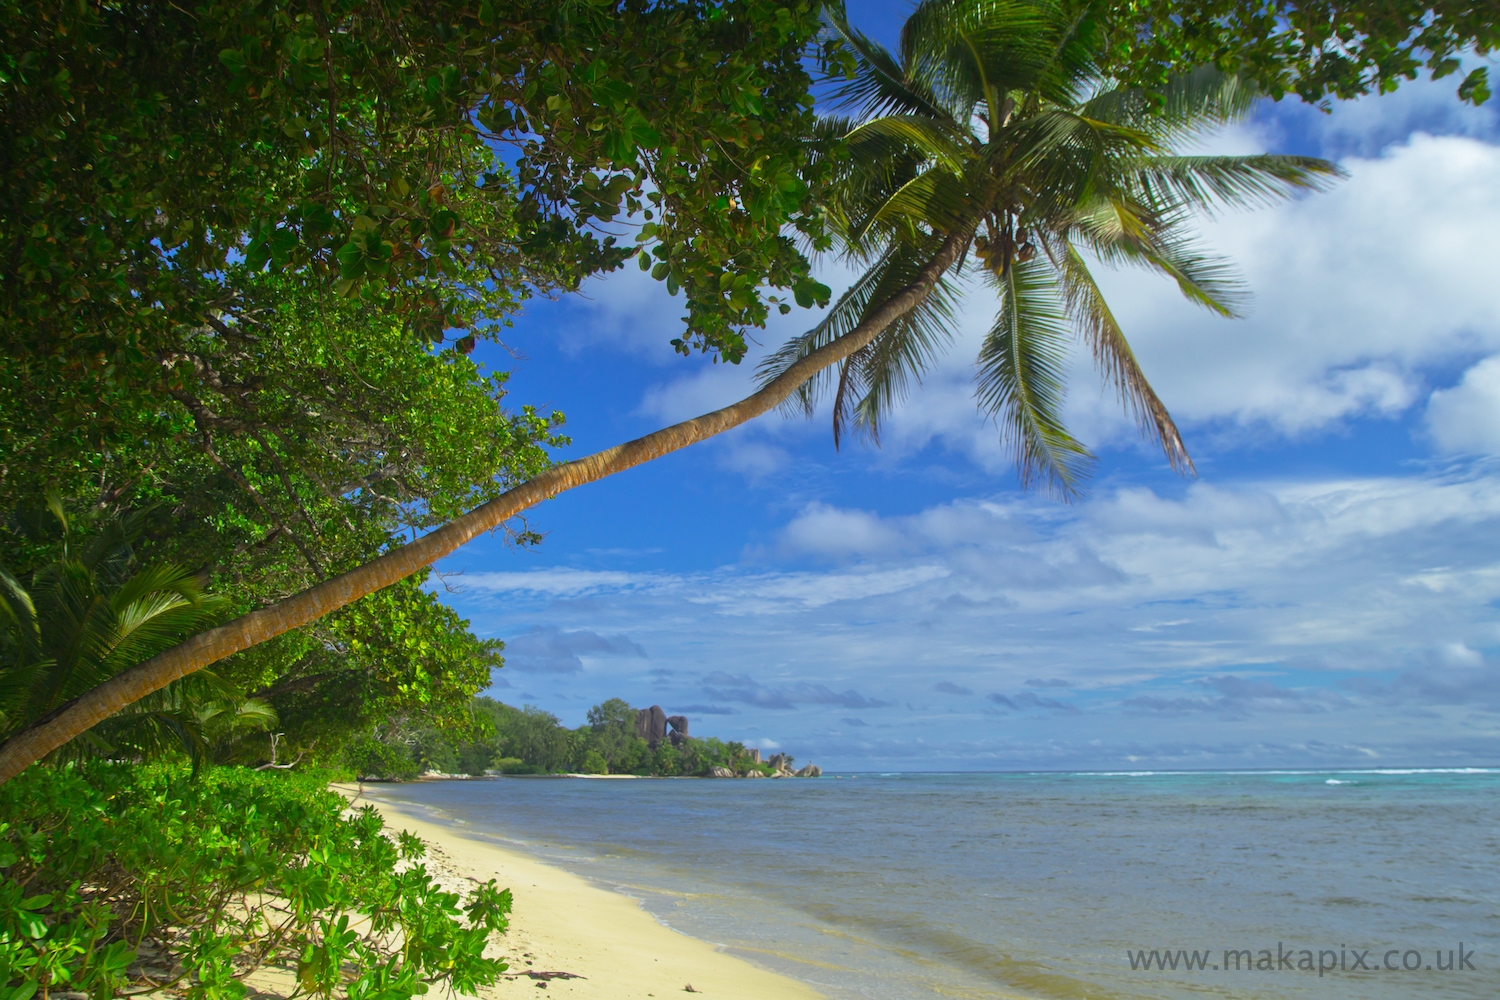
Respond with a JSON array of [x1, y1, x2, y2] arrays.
[[650, 744, 682, 776], [0, 762, 510, 999], [579, 750, 608, 775], [454, 741, 497, 776], [340, 733, 421, 781]]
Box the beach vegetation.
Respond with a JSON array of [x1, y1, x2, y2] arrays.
[[0, 761, 511, 999]]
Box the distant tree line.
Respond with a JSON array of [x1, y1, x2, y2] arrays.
[[343, 696, 780, 779]]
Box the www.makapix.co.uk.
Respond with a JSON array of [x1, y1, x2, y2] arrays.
[[1127, 943, 1477, 976]]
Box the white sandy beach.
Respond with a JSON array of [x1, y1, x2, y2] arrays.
[[332, 782, 825, 1000]]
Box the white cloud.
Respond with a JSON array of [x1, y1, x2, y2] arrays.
[[687, 565, 952, 614], [1439, 641, 1485, 668], [504, 626, 648, 673], [1077, 133, 1500, 444], [1427, 355, 1500, 454], [714, 439, 792, 479], [452, 463, 1500, 766], [545, 256, 688, 363], [462, 559, 950, 614], [776, 503, 905, 558], [463, 568, 675, 597], [637, 361, 754, 423]]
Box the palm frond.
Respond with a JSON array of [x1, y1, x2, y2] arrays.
[[822, 141, 931, 253], [757, 250, 903, 416], [823, 1, 953, 122], [793, 0, 1340, 496], [846, 115, 975, 172], [1083, 66, 1259, 141], [842, 277, 963, 445], [104, 564, 224, 676], [758, 237, 956, 425], [1053, 239, 1193, 472], [997, 109, 1161, 219], [0, 542, 224, 743], [1130, 154, 1344, 214], [76, 671, 271, 771], [975, 257, 1093, 496], [865, 166, 979, 237], [902, 0, 1063, 116], [1067, 191, 1158, 245], [0, 567, 40, 660], [1128, 230, 1245, 317], [1069, 197, 1246, 316], [1027, 0, 1108, 107]]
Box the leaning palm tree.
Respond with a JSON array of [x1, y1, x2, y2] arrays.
[[0, 0, 1345, 782], [761, 0, 1341, 494]]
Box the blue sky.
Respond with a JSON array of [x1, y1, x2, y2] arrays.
[[434, 9, 1500, 771]]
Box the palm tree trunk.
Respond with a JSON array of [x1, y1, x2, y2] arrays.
[[0, 233, 968, 784]]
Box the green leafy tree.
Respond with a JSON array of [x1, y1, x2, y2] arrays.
[[341, 730, 422, 781], [1102, 0, 1495, 107], [489, 704, 574, 774], [651, 743, 684, 776], [760, 0, 1340, 493], [0, 273, 566, 575], [581, 697, 652, 773], [0, 0, 839, 778], [2, 0, 831, 374], [373, 695, 762, 777], [587, 697, 637, 731]]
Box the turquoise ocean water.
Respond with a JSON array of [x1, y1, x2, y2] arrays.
[[362, 770, 1499, 999]]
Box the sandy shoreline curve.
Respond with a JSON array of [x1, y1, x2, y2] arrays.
[[332, 782, 826, 1000]]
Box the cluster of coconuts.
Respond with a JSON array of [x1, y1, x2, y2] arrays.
[[973, 230, 1037, 274]]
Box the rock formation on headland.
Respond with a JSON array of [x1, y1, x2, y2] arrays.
[[758, 753, 821, 778], [635, 705, 668, 746], [635, 705, 820, 777]]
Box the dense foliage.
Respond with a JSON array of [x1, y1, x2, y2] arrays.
[[0, 279, 549, 757], [0, 762, 511, 999], [1102, 0, 1494, 106], [347, 697, 769, 779], [0, 500, 283, 769], [1, 0, 832, 371]]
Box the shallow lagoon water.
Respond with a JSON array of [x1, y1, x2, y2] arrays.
[[364, 769, 1500, 999]]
